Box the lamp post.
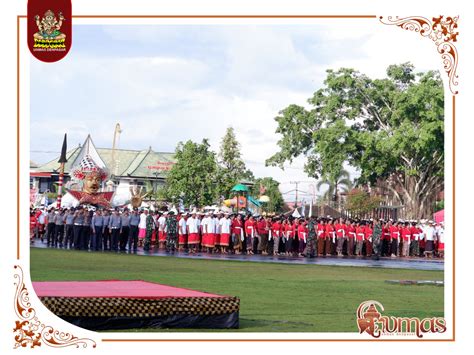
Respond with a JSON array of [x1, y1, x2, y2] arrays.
[[308, 184, 317, 204]]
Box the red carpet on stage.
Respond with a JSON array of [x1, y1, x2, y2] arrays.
[[33, 280, 240, 330]]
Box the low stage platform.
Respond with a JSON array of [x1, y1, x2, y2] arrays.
[[33, 280, 240, 330]]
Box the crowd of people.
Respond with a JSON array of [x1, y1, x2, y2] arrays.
[[29, 206, 445, 259]]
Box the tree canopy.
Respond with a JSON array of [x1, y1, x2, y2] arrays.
[[266, 63, 444, 218], [316, 169, 352, 202], [250, 177, 285, 213], [217, 127, 254, 197], [345, 188, 382, 218], [163, 139, 219, 207]]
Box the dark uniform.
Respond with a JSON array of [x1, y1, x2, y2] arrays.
[[165, 214, 179, 252], [120, 213, 131, 251], [304, 218, 317, 257], [102, 212, 111, 250], [91, 213, 104, 251], [64, 210, 75, 248], [109, 213, 122, 251], [371, 222, 382, 260], [143, 213, 155, 251], [73, 211, 85, 250], [129, 212, 140, 251], [81, 212, 92, 250], [46, 210, 56, 246], [54, 212, 65, 247]]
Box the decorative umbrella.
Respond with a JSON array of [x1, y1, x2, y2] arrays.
[[231, 184, 249, 192]]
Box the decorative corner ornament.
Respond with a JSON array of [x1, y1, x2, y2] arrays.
[[13, 265, 97, 349], [379, 15, 459, 95]]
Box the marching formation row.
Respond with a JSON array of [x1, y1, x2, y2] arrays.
[[30, 206, 445, 259]]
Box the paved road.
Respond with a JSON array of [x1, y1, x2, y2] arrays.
[[31, 243, 444, 271]]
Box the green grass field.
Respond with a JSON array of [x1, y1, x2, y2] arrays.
[[30, 248, 444, 332]]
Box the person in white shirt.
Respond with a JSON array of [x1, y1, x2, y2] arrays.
[[186, 211, 200, 254], [214, 213, 222, 251], [219, 213, 232, 254], [201, 212, 213, 252], [422, 221, 436, 258], [210, 214, 219, 252], [157, 212, 167, 249], [436, 222, 445, 258], [138, 210, 148, 247], [178, 213, 188, 252], [196, 214, 202, 240]]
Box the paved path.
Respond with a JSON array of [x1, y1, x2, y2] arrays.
[[31, 243, 444, 271]]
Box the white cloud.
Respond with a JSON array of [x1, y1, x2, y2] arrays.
[[326, 24, 442, 79]]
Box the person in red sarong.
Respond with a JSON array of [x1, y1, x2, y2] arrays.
[[218, 213, 231, 254], [231, 214, 244, 254], [30, 211, 38, 243], [186, 211, 200, 254], [178, 213, 188, 252]]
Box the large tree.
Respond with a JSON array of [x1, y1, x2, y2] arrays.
[[217, 127, 253, 197], [164, 139, 219, 207], [266, 63, 444, 219], [250, 177, 285, 213]]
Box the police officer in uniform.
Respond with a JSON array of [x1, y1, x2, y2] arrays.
[[102, 209, 111, 250], [108, 208, 122, 252], [128, 208, 140, 252], [120, 209, 131, 251], [91, 209, 104, 251], [54, 209, 65, 247], [81, 209, 93, 250], [64, 208, 75, 249], [46, 208, 56, 246], [73, 207, 85, 250]]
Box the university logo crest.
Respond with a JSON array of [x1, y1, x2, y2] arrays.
[[27, 0, 72, 62]]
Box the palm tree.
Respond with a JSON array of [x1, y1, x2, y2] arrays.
[[317, 169, 353, 202]]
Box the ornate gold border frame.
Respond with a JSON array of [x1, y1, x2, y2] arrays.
[[13, 266, 96, 349], [15, 14, 457, 347], [379, 16, 459, 95]]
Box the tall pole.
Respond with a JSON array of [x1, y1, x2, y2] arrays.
[[56, 163, 65, 208], [111, 123, 122, 178], [56, 134, 68, 208], [290, 181, 299, 209]]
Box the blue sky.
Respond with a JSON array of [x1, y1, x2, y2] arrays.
[[30, 23, 439, 201]]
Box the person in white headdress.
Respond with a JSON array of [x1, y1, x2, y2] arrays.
[[178, 212, 188, 252], [186, 211, 200, 254], [201, 212, 214, 253], [219, 213, 232, 254]]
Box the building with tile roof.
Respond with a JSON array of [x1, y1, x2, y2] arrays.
[[30, 135, 175, 194]]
